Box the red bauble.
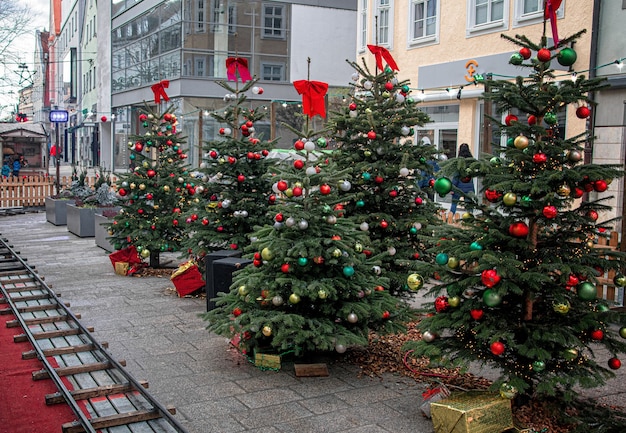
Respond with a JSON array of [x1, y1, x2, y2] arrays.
[[572, 187, 584, 198], [216, 226, 224, 232], [294, 140, 305, 150], [253, 259, 262, 267], [172, 219, 179, 226], [201, 218, 209, 226], [367, 130, 377, 140], [434, 296, 449, 312], [470, 309, 484, 320], [594, 180, 608, 192], [268, 194, 276, 204], [609, 357, 622, 370], [293, 160, 304, 170], [389, 190, 398, 198], [382, 311, 391, 319], [519, 47, 531, 59], [505, 114, 518, 126], [567, 274, 580, 286], [542, 205, 558, 219], [374, 176, 384, 184], [590, 329, 604, 341], [380, 220, 389, 229], [237, 174, 245, 183], [228, 156, 236, 164], [240, 124, 248, 133], [274, 213, 284, 222], [527, 115, 537, 125], [262, 149, 269, 157], [233, 308, 242, 317], [490, 341, 505, 356], [281, 263, 290, 273], [415, 197, 423, 205], [137, 208, 144, 215], [118, 188, 127, 196], [481, 269, 501, 288], [587, 210, 599, 221], [247, 152, 255, 160], [384, 82, 394, 91], [147, 169, 156, 178], [509, 221, 529, 238], [219, 127, 226, 135], [164, 113, 172, 122], [209, 150, 218, 158], [139, 114, 148, 121], [485, 189, 502, 203], [277, 180, 288, 191], [576, 106, 591, 119], [245, 120, 253, 128], [349, 102, 357, 111], [135, 143, 144, 152], [532, 153, 547, 164], [537, 48, 551, 62], [320, 184, 331, 195]]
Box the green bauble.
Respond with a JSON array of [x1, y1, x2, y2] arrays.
[[577, 281, 596, 301], [316, 137, 327, 148], [532, 360, 546, 372], [470, 241, 483, 251], [557, 47, 577, 66], [509, 53, 523, 65], [544, 112, 557, 125], [483, 289, 502, 307], [614, 274, 626, 287], [298, 257, 308, 266], [490, 157, 502, 166], [435, 253, 449, 265], [434, 177, 453, 195]]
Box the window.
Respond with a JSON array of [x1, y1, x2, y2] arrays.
[[261, 63, 284, 81], [409, 0, 437, 43], [211, 0, 222, 32], [228, 5, 236, 34], [467, 0, 508, 36], [513, 0, 565, 28], [376, 0, 391, 46], [196, 0, 206, 32], [263, 4, 284, 39], [195, 57, 205, 76], [359, 0, 367, 50]]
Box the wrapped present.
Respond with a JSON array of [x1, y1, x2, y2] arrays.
[[420, 384, 451, 418], [431, 391, 514, 433], [254, 348, 281, 370], [114, 262, 130, 276], [171, 261, 205, 297]]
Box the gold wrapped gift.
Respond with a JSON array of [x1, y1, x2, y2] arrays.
[[114, 261, 129, 276], [254, 348, 281, 370], [431, 391, 514, 433]]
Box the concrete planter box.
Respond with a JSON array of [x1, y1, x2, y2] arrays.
[[45, 197, 75, 226], [94, 212, 117, 252], [67, 204, 97, 237]]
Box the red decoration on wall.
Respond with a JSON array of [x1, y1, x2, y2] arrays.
[[293, 80, 329, 119]]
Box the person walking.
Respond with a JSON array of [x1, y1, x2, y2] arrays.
[[1, 160, 10, 179], [449, 143, 475, 215]]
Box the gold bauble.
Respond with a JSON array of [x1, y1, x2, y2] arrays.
[[130, 183, 136, 189], [262, 326, 272, 337], [139, 183, 146, 190], [163, 185, 170, 192], [556, 184, 571, 197], [261, 247, 273, 260], [407, 273, 424, 291], [514, 135, 529, 150]]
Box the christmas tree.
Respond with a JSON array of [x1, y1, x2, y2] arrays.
[[181, 77, 278, 258], [203, 74, 414, 358], [405, 27, 626, 408], [108, 105, 194, 267], [330, 47, 441, 297]]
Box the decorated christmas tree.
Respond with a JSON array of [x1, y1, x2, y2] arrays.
[[181, 73, 278, 259], [405, 25, 626, 412], [330, 46, 441, 297], [203, 73, 414, 359], [108, 105, 194, 267]]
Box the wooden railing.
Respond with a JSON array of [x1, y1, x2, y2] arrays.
[[0, 175, 110, 208]]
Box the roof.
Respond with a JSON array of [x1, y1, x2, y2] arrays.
[[0, 123, 48, 139]]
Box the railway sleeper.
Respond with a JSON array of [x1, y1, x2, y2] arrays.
[[45, 380, 150, 405]]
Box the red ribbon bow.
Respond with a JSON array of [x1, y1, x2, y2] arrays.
[[151, 80, 170, 104], [544, 0, 562, 45], [367, 45, 399, 72], [293, 80, 329, 119], [226, 57, 252, 83]]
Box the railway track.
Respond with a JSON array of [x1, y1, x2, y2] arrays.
[[0, 237, 189, 433]]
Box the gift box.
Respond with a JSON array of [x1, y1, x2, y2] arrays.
[[431, 391, 514, 433], [420, 384, 451, 418], [114, 262, 130, 276], [171, 261, 205, 297], [254, 348, 281, 370]]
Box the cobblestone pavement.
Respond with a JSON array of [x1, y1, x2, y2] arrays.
[[2, 211, 435, 433]]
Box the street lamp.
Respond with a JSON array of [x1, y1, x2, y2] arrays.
[[49, 109, 68, 195]]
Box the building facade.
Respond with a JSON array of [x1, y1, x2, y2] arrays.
[[358, 1, 625, 220]]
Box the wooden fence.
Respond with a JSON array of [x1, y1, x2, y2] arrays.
[[0, 175, 105, 208]]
